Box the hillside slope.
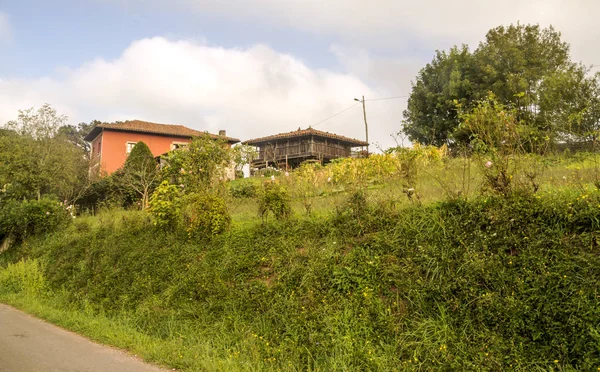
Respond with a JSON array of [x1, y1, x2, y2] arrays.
[[2, 192, 600, 370]]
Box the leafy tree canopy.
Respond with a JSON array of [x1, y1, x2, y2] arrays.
[[57, 120, 98, 155], [402, 23, 600, 146], [124, 141, 155, 171], [160, 135, 233, 192], [402, 45, 476, 146], [119, 141, 159, 209], [0, 105, 91, 202]]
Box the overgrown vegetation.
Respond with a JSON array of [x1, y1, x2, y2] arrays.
[[3, 189, 600, 371], [5, 131, 600, 370], [3, 22, 600, 371]]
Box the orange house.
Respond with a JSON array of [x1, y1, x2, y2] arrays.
[[84, 120, 240, 174]]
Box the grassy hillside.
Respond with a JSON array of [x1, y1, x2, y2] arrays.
[[2, 188, 600, 370]]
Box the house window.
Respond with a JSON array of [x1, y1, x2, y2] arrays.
[[126, 141, 137, 154], [171, 142, 188, 151]]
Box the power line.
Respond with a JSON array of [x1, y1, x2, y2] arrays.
[[309, 95, 408, 130], [311, 103, 360, 128]]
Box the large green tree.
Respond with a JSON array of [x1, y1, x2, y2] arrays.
[[403, 45, 478, 146], [120, 141, 160, 209], [538, 68, 600, 141], [0, 105, 91, 202], [402, 23, 600, 146], [474, 24, 571, 128]]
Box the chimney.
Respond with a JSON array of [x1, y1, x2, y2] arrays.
[[219, 130, 226, 136]]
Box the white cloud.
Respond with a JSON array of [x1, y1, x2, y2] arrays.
[[0, 12, 12, 43], [0, 37, 404, 148], [116, 0, 600, 64], [97, 1, 600, 149], [5, 1, 600, 151]]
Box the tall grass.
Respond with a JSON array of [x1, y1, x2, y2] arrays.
[[3, 181, 600, 370], [225, 152, 600, 223]]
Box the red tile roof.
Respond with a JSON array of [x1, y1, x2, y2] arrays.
[[243, 127, 368, 147], [84, 120, 239, 143]]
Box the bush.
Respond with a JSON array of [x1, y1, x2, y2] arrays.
[[78, 172, 136, 211], [257, 181, 292, 221], [182, 192, 231, 238], [294, 162, 326, 215], [345, 189, 369, 218], [0, 259, 48, 296], [456, 94, 551, 196], [159, 135, 232, 191], [228, 178, 260, 198], [0, 197, 71, 243], [148, 181, 182, 231], [149, 183, 231, 238]]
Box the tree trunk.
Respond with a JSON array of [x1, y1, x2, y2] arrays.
[[142, 189, 149, 210]]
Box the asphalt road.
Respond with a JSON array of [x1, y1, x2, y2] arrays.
[[0, 304, 168, 372]]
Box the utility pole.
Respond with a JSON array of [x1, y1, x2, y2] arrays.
[[355, 95, 369, 154]]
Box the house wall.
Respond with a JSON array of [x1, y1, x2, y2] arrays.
[[99, 130, 192, 174], [89, 133, 103, 168]]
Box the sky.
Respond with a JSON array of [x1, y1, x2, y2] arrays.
[[0, 0, 599, 150]]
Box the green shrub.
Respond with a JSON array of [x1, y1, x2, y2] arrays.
[[0, 197, 71, 242], [148, 181, 182, 231], [159, 135, 232, 191], [294, 162, 326, 215], [228, 178, 260, 198], [78, 172, 138, 210], [345, 189, 369, 217], [182, 192, 231, 238], [257, 181, 292, 221], [0, 259, 48, 296]]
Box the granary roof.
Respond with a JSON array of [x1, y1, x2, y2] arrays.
[[83, 120, 240, 143], [243, 127, 368, 147]]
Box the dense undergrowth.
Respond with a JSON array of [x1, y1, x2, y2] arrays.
[[2, 190, 600, 371]]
